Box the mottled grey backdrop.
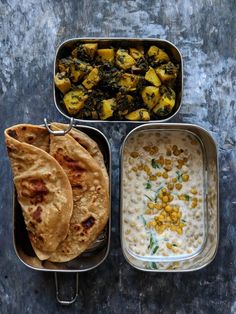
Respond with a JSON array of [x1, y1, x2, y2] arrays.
[[0, 0, 235, 313]]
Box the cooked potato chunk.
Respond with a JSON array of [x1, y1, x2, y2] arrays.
[[70, 61, 92, 83], [145, 67, 161, 87], [125, 109, 150, 121], [155, 62, 178, 82], [153, 86, 176, 116], [82, 68, 100, 89], [147, 46, 170, 64], [97, 48, 115, 63], [141, 86, 161, 109], [54, 73, 71, 94], [72, 43, 98, 60], [100, 98, 116, 120], [129, 48, 144, 60], [116, 49, 136, 70], [63, 90, 88, 115], [118, 73, 140, 91]]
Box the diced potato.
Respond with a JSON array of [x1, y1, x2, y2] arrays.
[[100, 98, 116, 120], [129, 48, 144, 60], [147, 46, 170, 63], [70, 64, 85, 83], [118, 73, 140, 91], [63, 90, 88, 115], [72, 43, 98, 59], [97, 48, 115, 63], [141, 86, 160, 109], [125, 109, 150, 121], [54, 73, 71, 94], [145, 67, 161, 87], [153, 86, 176, 116], [116, 49, 136, 70], [70, 60, 92, 83], [82, 68, 100, 89], [155, 62, 178, 82]]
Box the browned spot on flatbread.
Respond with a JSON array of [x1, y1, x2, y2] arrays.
[[32, 206, 43, 223], [21, 178, 49, 204], [54, 150, 86, 186], [8, 129, 17, 139], [82, 216, 95, 230]]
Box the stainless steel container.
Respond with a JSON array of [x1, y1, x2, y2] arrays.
[[120, 123, 219, 272], [13, 123, 111, 304], [53, 37, 183, 123]]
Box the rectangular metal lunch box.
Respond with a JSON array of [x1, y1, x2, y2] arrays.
[[13, 123, 111, 304], [53, 37, 183, 123], [120, 123, 219, 272]]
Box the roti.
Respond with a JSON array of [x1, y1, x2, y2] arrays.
[[5, 125, 73, 260], [48, 125, 109, 262]]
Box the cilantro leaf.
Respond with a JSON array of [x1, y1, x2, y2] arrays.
[[145, 182, 152, 189], [151, 158, 160, 169]]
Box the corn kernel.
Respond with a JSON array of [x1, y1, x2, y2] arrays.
[[149, 175, 157, 181], [165, 205, 172, 212], [175, 183, 182, 190], [162, 196, 169, 203], [176, 227, 183, 235], [190, 188, 197, 195], [167, 183, 174, 190], [166, 243, 173, 250], [182, 174, 189, 182], [162, 172, 168, 179], [168, 194, 174, 202], [148, 202, 154, 209], [157, 172, 162, 177], [172, 178, 177, 183], [154, 203, 162, 210], [191, 202, 197, 208], [130, 152, 139, 158]]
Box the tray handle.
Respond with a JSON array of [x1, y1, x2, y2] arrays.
[[54, 272, 79, 305], [44, 117, 74, 136]]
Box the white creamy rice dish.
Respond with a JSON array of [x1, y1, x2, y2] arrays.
[[122, 130, 206, 261]]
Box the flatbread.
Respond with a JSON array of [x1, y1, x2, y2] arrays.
[[5, 125, 73, 260], [52, 123, 109, 186], [48, 125, 109, 262]]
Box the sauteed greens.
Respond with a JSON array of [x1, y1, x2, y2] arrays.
[[54, 43, 180, 121]]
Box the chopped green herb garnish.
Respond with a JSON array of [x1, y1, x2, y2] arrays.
[[151, 158, 160, 169], [181, 219, 186, 223], [172, 244, 177, 247], [145, 182, 152, 189], [151, 262, 158, 269], [176, 170, 183, 182], [140, 215, 146, 225], [148, 234, 155, 249], [144, 194, 153, 202], [152, 245, 159, 254], [184, 194, 190, 201]]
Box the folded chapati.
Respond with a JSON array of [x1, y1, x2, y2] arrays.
[[47, 125, 109, 262], [5, 124, 73, 260]]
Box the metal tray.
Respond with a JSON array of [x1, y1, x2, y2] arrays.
[[53, 37, 183, 123], [13, 122, 111, 304], [120, 123, 219, 272]]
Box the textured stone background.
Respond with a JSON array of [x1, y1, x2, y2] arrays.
[[0, 0, 235, 313]]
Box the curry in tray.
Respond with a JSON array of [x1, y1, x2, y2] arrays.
[[54, 43, 180, 121]]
